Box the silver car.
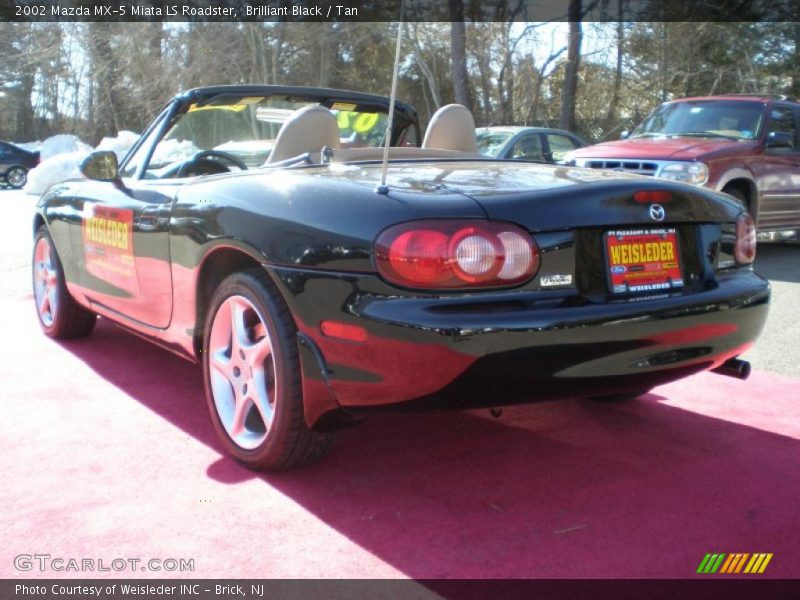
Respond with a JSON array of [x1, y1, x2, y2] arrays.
[[476, 126, 586, 163]]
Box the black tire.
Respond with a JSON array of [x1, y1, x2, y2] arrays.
[[32, 226, 97, 339], [590, 388, 652, 403], [202, 269, 333, 471], [6, 166, 28, 189]]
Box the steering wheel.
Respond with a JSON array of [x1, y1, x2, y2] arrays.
[[174, 150, 248, 178]]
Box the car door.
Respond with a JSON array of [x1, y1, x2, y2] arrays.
[[504, 133, 546, 161], [0, 142, 11, 173], [543, 133, 582, 163], [70, 110, 176, 328], [756, 104, 800, 230]]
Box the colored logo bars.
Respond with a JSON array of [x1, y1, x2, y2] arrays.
[[697, 552, 773, 574]]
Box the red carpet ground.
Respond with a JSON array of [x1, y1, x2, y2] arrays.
[[1, 296, 799, 579]]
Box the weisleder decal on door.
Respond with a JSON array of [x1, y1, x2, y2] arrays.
[[82, 205, 139, 294]]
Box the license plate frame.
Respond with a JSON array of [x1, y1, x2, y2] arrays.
[[604, 228, 684, 295]]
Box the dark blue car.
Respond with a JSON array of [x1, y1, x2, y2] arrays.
[[0, 141, 39, 189]]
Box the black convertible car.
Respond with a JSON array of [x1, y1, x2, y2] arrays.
[[33, 85, 770, 470]]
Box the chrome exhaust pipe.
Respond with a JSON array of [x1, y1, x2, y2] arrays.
[[712, 358, 751, 380]]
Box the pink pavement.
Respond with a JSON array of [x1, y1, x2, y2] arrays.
[[1, 295, 799, 579]]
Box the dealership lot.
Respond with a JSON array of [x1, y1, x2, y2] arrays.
[[1, 187, 798, 578]]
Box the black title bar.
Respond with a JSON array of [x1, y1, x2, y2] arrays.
[[2, 0, 800, 22]]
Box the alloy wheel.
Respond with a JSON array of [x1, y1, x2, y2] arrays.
[[7, 167, 27, 188], [207, 294, 277, 450], [33, 236, 58, 327]]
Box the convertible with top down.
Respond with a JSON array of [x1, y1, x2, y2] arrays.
[[32, 85, 770, 470]]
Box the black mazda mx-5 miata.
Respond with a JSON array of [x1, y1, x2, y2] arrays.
[[33, 85, 770, 470]]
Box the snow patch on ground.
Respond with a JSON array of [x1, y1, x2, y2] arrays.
[[24, 131, 139, 196]]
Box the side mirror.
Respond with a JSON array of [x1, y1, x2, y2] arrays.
[[80, 151, 120, 182], [766, 131, 794, 150], [620, 130, 630, 140]]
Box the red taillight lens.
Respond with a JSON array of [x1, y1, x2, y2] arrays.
[[375, 221, 539, 289], [734, 212, 756, 265]]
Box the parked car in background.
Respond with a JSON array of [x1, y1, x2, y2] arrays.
[[0, 141, 40, 189], [476, 126, 586, 163], [564, 95, 800, 233]]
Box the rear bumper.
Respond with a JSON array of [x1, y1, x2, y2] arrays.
[[270, 266, 770, 423]]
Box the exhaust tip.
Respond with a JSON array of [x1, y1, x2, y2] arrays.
[[712, 358, 751, 380]]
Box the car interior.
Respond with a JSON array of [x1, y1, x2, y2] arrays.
[[136, 100, 483, 179]]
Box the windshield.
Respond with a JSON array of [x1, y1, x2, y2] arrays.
[[631, 100, 764, 141], [476, 130, 514, 156], [145, 94, 390, 174]]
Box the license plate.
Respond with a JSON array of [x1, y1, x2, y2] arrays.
[[605, 228, 683, 294]]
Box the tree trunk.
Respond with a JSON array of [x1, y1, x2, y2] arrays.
[[449, 0, 472, 110], [14, 74, 35, 141], [606, 13, 624, 123], [88, 23, 120, 142], [559, 0, 582, 131], [791, 23, 800, 97]]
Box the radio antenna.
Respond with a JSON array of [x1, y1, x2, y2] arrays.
[[376, 2, 405, 195]]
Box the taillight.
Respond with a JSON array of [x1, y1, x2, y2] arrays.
[[375, 220, 539, 289], [734, 212, 756, 265], [633, 190, 672, 203]]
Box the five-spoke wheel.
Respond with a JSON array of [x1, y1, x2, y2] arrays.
[[33, 235, 58, 328], [32, 227, 96, 338], [203, 269, 332, 470], [208, 295, 277, 450]]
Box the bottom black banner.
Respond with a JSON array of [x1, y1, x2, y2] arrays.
[[2, 579, 800, 600]]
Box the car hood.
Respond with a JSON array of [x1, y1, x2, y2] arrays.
[[566, 137, 758, 160]]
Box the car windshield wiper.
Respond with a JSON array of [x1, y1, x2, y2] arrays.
[[676, 131, 742, 141], [630, 133, 664, 138]]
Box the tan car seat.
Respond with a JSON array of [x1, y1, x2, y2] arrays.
[[265, 105, 340, 164], [422, 104, 479, 153]]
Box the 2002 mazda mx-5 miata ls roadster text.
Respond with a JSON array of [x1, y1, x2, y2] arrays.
[[32, 85, 770, 470]]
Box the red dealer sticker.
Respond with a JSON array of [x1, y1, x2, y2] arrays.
[[605, 228, 683, 294], [82, 205, 138, 294]]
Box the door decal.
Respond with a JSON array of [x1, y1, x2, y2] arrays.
[[82, 205, 138, 294]]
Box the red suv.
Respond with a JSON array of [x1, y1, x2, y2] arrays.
[[564, 95, 800, 233]]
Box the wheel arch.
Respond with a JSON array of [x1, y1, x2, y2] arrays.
[[715, 170, 758, 216], [193, 243, 267, 357], [32, 212, 46, 237]]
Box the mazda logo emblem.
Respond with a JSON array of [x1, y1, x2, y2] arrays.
[[649, 204, 666, 221]]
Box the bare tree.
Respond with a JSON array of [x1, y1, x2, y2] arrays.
[[559, 0, 583, 131]]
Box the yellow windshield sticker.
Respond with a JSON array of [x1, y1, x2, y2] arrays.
[[188, 103, 248, 113], [337, 111, 380, 133], [353, 112, 379, 133], [331, 102, 357, 111]]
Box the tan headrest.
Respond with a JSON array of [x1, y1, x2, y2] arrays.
[[422, 104, 478, 153], [265, 105, 340, 164]]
